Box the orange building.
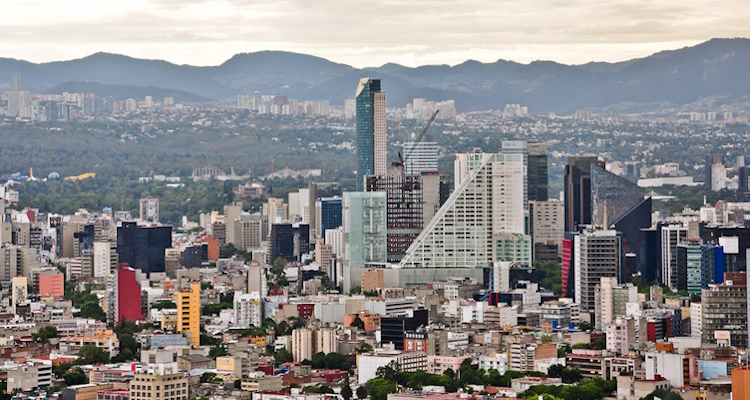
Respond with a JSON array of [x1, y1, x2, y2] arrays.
[[204, 235, 220, 261], [733, 365, 750, 400], [344, 311, 381, 333]]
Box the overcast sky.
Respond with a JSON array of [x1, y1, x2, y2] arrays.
[[2, 0, 748, 67]]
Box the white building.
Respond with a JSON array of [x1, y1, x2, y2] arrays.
[[661, 224, 688, 289], [606, 317, 636, 355], [357, 351, 427, 384], [292, 328, 313, 362], [234, 291, 262, 328], [314, 328, 337, 354], [690, 302, 702, 339], [401, 151, 529, 268], [479, 353, 509, 374]]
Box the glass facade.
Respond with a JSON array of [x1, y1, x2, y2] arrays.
[[320, 197, 343, 236], [355, 78, 382, 190], [342, 192, 387, 291]]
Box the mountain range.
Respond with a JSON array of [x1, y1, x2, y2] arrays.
[[1, 38, 749, 113]]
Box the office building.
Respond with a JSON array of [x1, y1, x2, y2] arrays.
[[380, 309, 429, 350], [529, 200, 564, 262], [701, 243, 725, 287], [366, 168, 424, 262], [400, 151, 528, 269], [564, 157, 604, 232], [93, 241, 117, 278], [342, 192, 387, 292], [403, 141, 438, 175], [268, 223, 309, 263], [676, 238, 703, 294], [701, 272, 747, 348], [116, 264, 144, 323], [177, 283, 201, 346], [139, 197, 160, 223], [574, 229, 622, 313], [527, 142, 548, 201], [234, 217, 264, 251], [319, 197, 342, 236], [116, 222, 172, 275], [591, 164, 651, 278], [705, 154, 724, 191], [355, 78, 386, 190], [661, 225, 688, 289]]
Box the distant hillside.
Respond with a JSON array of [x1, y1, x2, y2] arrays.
[[0, 38, 749, 112], [46, 81, 213, 104]]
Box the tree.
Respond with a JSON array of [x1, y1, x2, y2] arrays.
[[151, 300, 177, 310], [357, 343, 373, 353], [375, 361, 400, 381], [351, 315, 366, 330], [63, 368, 89, 385], [365, 378, 397, 400], [77, 344, 110, 365], [341, 378, 353, 400], [209, 347, 229, 358], [200, 372, 217, 383], [35, 325, 59, 344], [274, 348, 294, 365], [356, 386, 368, 399]]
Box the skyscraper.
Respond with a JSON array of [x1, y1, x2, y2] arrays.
[[400, 151, 528, 269], [573, 229, 622, 313], [527, 142, 548, 201], [342, 192, 387, 292], [564, 157, 604, 232], [355, 78, 386, 190], [366, 167, 425, 262]]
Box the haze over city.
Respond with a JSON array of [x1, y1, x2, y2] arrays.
[[2, 0, 750, 67]]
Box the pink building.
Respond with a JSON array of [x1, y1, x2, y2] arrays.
[[38, 272, 64, 299], [427, 355, 470, 375]]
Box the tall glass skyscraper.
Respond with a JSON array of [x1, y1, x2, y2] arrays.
[[355, 78, 386, 190]]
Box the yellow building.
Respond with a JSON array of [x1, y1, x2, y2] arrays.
[[176, 283, 201, 346]]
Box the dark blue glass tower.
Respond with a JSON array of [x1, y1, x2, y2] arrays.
[[355, 78, 383, 191]]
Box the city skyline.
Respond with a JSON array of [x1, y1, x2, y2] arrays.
[[1, 0, 748, 68]]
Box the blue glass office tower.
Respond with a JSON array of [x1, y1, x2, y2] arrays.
[[320, 197, 343, 236], [355, 78, 386, 190]]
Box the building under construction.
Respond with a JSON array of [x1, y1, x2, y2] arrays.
[[366, 167, 424, 262]]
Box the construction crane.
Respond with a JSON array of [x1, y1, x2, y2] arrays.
[[398, 109, 439, 170]]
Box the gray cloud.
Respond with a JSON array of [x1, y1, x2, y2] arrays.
[[0, 0, 747, 67]]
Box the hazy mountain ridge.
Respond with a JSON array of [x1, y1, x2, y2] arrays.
[[0, 38, 748, 112]]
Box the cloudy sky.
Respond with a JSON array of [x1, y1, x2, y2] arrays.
[[2, 0, 748, 67]]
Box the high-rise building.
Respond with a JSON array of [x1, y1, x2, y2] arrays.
[[400, 151, 528, 269], [234, 217, 263, 251], [268, 223, 308, 263], [139, 197, 160, 223], [93, 241, 117, 278], [116, 222, 172, 275], [564, 157, 604, 232], [573, 229, 622, 313], [116, 264, 144, 323], [590, 164, 651, 278], [661, 225, 688, 289], [705, 154, 724, 190], [701, 272, 747, 348], [314, 328, 337, 354], [266, 198, 288, 236], [234, 291, 262, 328], [177, 283, 201, 346], [501, 140, 529, 208], [291, 328, 313, 362], [529, 200, 564, 262], [527, 142, 548, 201], [319, 197, 343, 237], [366, 168, 425, 262], [355, 78, 386, 190], [676, 238, 703, 295], [403, 141, 438, 175], [11, 276, 27, 309], [342, 192, 387, 292]]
